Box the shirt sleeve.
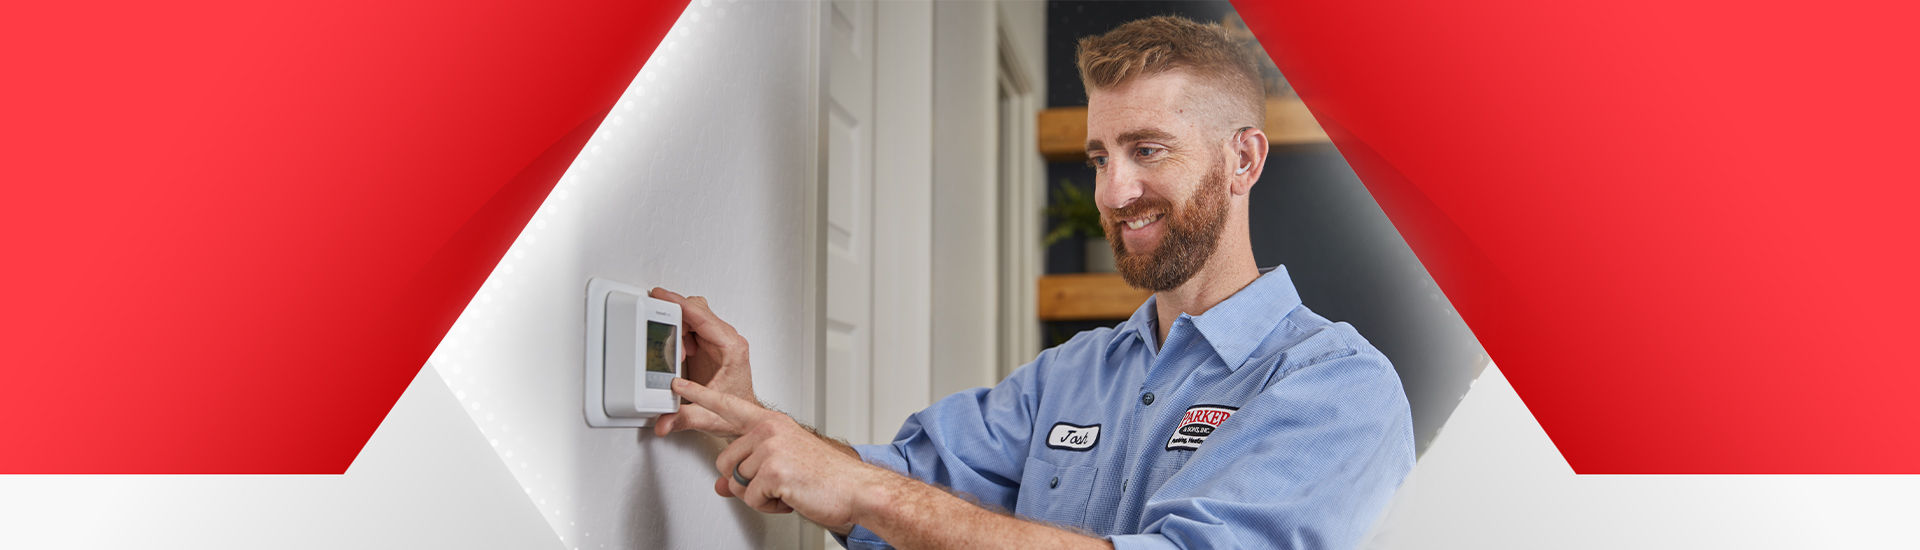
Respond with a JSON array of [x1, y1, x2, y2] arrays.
[[837, 346, 1057, 549], [1109, 343, 1416, 550]]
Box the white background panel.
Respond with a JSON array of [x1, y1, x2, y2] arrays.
[[0, 367, 559, 550], [1365, 364, 1920, 549]]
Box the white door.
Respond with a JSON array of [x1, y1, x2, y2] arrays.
[[868, 2, 935, 442], [821, 0, 876, 448], [814, 3, 937, 548], [820, 0, 937, 448]]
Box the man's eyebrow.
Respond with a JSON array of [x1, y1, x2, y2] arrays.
[[1116, 128, 1177, 145], [1087, 128, 1179, 154]]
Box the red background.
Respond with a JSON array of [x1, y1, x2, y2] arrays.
[[2, 0, 1915, 473], [0, 0, 685, 473]]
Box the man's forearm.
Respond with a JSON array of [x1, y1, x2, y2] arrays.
[[796, 419, 861, 537], [793, 412, 1104, 548], [852, 471, 1112, 550], [747, 407, 1104, 547], [797, 421, 860, 460]]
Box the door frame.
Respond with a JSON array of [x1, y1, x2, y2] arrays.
[[995, 21, 1044, 380]]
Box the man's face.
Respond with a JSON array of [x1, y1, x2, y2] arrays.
[[1085, 71, 1235, 292]]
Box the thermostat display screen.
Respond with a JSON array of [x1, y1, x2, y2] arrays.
[[645, 320, 677, 374]]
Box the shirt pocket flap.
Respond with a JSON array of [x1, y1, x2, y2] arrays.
[[1017, 456, 1101, 529]]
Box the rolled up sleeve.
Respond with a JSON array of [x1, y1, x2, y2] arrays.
[[837, 348, 1058, 548]]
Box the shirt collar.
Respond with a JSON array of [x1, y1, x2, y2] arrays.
[[1110, 292, 1161, 357], [1106, 266, 1303, 371]]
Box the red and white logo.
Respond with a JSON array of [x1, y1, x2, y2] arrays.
[[1166, 404, 1238, 451]]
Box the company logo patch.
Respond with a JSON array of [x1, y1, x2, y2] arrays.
[[1046, 422, 1101, 451], [1166, 405, 1238, 451]]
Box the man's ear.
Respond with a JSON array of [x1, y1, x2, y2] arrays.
[[1231, 127, 1269, 196]]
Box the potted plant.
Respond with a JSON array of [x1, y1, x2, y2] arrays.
[[1043, 180, 1114, 272]]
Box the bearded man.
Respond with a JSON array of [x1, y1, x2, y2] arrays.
[[650, 15, 1415, 550]]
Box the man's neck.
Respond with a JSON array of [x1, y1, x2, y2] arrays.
[[1152, 248, 1261, 348]]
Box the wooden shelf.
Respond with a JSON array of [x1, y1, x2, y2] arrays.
[[1036, 106, 1092, 163], [1037, 97, 1330, 162], [1038, 273, 1152, 321]]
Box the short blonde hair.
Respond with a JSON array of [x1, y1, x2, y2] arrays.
[[1076, 15, 1266, 128]]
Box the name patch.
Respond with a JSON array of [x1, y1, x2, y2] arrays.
[[1165, 405, 1238, 451], [1046, 422, 1101, 451]]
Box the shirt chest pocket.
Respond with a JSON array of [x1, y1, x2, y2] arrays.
[[1015, 456, 1101, 529]]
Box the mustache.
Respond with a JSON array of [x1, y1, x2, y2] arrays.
[[1103, 199, 1172, 224]]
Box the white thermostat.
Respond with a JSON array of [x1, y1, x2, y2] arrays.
[[585, 278, 682, 428]]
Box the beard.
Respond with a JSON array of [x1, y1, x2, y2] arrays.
[[1102, 162, 1232, 292]]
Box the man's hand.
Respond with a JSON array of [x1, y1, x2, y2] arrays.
[[674, 378, 890, 532], [649, 287, 757, 438]]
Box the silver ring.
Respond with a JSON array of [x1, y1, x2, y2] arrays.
[[732, 465, 752, 487]]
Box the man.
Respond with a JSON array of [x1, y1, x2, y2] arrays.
[[650, 15, 1414, 550]]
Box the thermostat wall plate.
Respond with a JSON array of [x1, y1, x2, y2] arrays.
[[584, 278, 682, 428]]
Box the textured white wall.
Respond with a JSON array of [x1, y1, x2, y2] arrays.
[[1363, 364, 1920, 549], [428, 1, 817, 548]]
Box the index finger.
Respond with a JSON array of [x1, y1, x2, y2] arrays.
[[672, 378, 761, 423], [650, 288, 734, 338]]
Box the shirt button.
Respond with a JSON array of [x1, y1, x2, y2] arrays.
[[1141, 392, 1155, 405], [1049, 477, 1059, 489]]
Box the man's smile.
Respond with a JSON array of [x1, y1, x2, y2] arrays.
[[1115, 211, 1166, 251], [1121, 213, 1163, 230]]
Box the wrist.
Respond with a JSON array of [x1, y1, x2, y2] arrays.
[[851, 465, 908, 529], [720, 382, 757, 403]]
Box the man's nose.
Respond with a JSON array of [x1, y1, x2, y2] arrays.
[[1097, 163, 1144, 211]]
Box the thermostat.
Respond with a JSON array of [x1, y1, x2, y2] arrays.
[[584, 278, 682, 428]]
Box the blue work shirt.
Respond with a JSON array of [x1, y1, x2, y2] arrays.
[[844, 267, 1415, 549]]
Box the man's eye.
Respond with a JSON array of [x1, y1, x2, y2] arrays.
[[1087, 156, 1108, 170], [1134, 147, 1163, 159]]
